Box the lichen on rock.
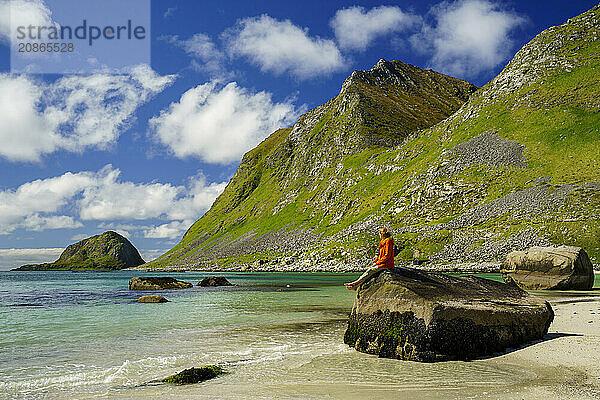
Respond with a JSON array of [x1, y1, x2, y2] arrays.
[[344, 268, 554, 362]]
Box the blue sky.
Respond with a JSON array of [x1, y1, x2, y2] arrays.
[[0, 0, 597, 270]]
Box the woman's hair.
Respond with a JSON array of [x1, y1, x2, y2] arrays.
[[379, 227, 391, 238]]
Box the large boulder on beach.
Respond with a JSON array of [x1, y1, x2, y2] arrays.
[[198, 277, 233, 287], [129, 277, 193, 290], [344, 268, 553, 362], [137, 295, 169, 303], [501, 246, 594, 290]]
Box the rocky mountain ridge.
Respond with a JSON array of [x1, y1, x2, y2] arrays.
[[144, 59, 477, 270], [142, 3, 600, 272]]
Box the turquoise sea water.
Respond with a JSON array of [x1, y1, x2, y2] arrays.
[[1, 271, 599, 400]]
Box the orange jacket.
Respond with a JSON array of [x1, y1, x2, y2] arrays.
[[374, 237, 394, 269]]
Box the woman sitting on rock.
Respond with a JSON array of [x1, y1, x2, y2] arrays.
[[345, 227, 394, 291]]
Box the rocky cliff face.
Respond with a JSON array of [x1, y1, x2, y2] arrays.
[[15, 231, 145, 270], [147, 4, 600, 271]]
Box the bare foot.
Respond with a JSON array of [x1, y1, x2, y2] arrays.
[[345, 283, 358, 291]]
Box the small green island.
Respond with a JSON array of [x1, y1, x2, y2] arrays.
[[12, 231, 145, 271]]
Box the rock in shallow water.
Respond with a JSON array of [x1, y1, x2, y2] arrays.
[[344, 268, 553, 362], [198, 276, 233, 287], [501, 246, 594, 290], [129, 277, 193, 290], [162, 365, 224, 384], [136, 295, 168, 303]]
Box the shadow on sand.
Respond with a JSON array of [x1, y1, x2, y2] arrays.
[[470, 332, 582, 361]]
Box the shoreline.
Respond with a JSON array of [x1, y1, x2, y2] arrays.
[[6, 265, 600, 274], [125, 262, 600, 274], [122, 261, 504, 274]]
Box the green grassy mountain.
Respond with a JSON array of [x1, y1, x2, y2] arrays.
[[14, 231, 145, 270], [146, 4, 600, 271]]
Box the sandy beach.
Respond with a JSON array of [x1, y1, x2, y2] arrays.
[[487, 291, 600, 399]]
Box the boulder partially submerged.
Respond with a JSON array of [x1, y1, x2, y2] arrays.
[[198, 276, 233, 287], [344, 268, 553, 362], [501, 246, 594, 290], [137, 295, 169, 303], [129, 277, 193, 290], [162, 365, 224, 384]]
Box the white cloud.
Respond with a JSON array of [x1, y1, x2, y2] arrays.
[[411, 0, 526, 77], [139, 248, 168, 262], [226, 14, 345, 79], [78, 166, 180, 221], [331, 6, 421, 51], [0, 74, 57, 161], [0, 165, 227, 235], [150, 81, 302, 164], [0, 66, 175, 162], [0, 170, 96, 233], [168, 175, 228, 220], [70, 233, 88, 241], [112, 229, 130, 238], [0, 0, 56, 45], [97, 223, 150, 233], [0, 247, 64, 270], [46, 65, 176, 151], [22, 214, 83, 231], [77, 166, 228, 222], [143, 220, 190, 239], [163, 6, 176, 19], [171, 33, 222, 60], [163, 34, 229, 77], [84, 173, 228, 239]]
